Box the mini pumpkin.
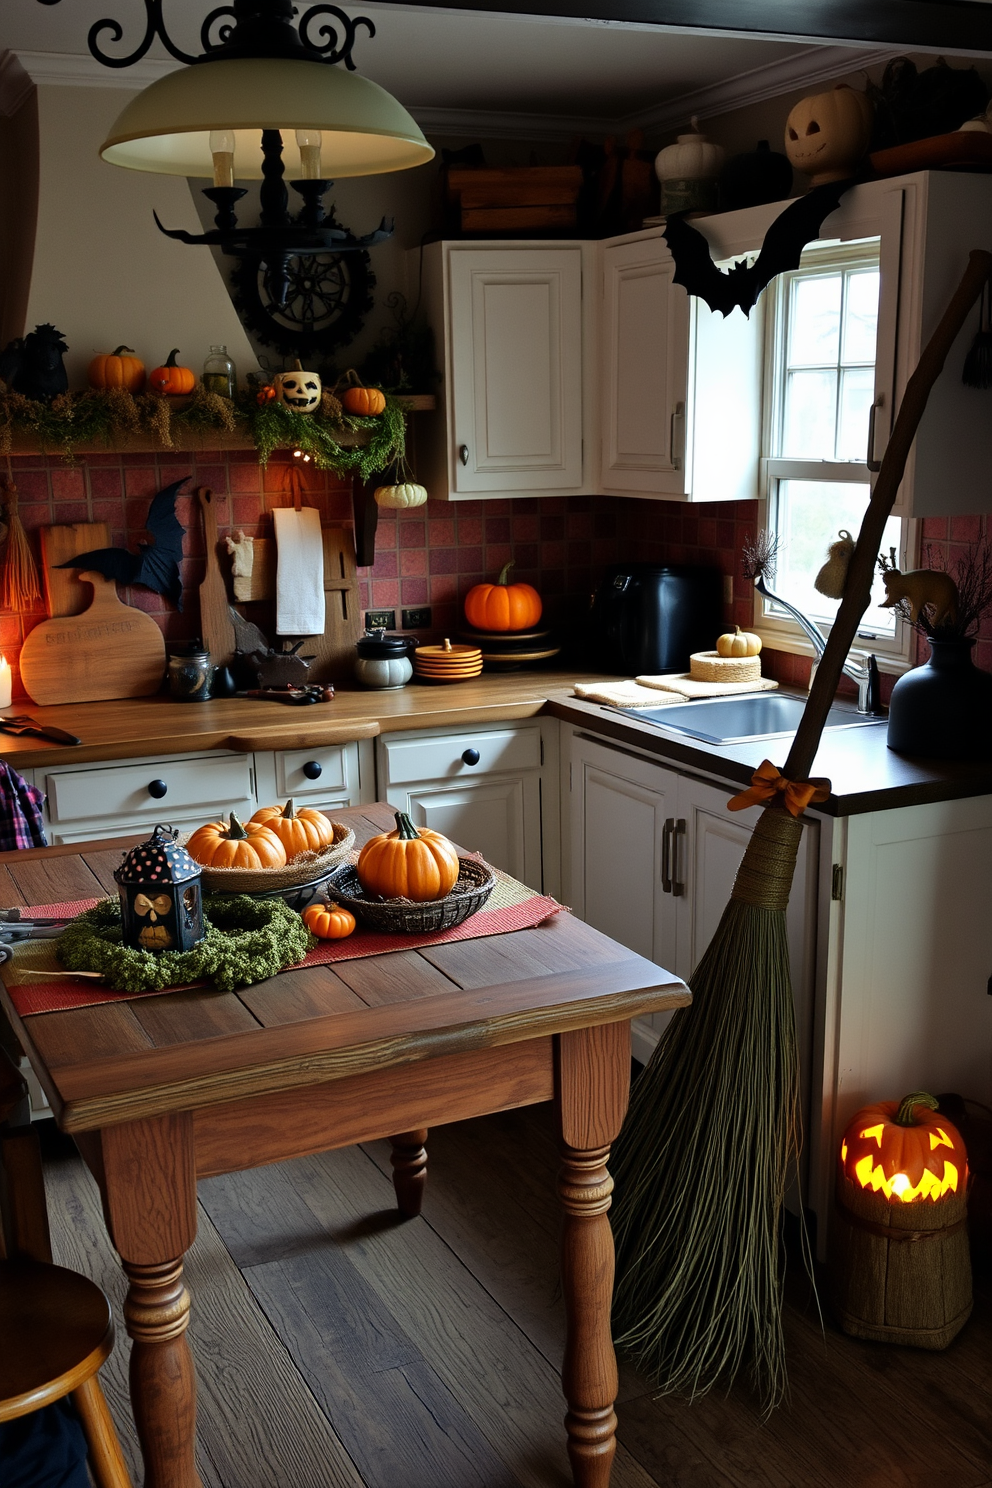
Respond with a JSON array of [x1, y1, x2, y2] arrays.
[[249, 799, 335, 856], [185, 812, 287, 870], [256, 383, 278, 405], [374, 481, 428, 509], [148, 349, 195, 396], [302, 901, 356, 940], [88, 345, 145, 393], [343, 385, 386, 416], [357, 812, 460, 902], [716, 626, 761, 658], [464, 561, 543, 632], [840, 1091, 967, 1204], [274, 361, 322, 413], [784, 86, 873, 186]]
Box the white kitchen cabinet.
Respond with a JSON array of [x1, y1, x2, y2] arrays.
[[416, 241, 596, 500], [252, 738, 374, 819], [376, 719, 559, 894]]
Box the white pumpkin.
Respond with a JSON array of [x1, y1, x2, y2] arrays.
[[654, 119, 725, 186], [784, 86, 873, 185], [274, 362, 322, 413], [374, 481, 428, 509]]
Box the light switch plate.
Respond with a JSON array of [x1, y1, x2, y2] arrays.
[[402, 607, 432, 629]]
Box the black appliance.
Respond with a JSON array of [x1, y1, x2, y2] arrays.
[[590, 564, 723, 675]]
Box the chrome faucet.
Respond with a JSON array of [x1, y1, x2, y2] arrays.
[[753, 574, 881, 714]]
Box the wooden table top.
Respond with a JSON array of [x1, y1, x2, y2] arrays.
[[0, 804, 689, 1136]]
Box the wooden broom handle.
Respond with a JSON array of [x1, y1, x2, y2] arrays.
[[784, 248, 992, 782]]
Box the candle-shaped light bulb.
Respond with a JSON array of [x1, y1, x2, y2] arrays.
[[295, 129, 323, 179], [209, 129, 236, 188], [0, 656, 12, 710]]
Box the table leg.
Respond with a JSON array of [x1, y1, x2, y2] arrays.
[[555, 1021, 631, 1488], [389, 1128, 428, 1217]]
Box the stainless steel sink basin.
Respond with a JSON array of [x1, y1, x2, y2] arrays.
[[616, 693, 887, 744]]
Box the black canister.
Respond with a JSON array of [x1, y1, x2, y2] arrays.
[[589, 564, 724, 675]]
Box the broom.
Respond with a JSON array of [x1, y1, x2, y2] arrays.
[[0, 464, 41, 612], [610, 248, 992, 1411]]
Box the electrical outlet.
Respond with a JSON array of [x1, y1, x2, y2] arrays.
[[723, 574, 734, 606], [364, 609, 396, 630], [402, 607, 432, 629]]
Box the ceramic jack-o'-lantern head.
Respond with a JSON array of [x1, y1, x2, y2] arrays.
[[839, 1091, 968, 1204], [274, 360, 322, 413], [785, 86, 873, 186], [114, 824, 204, 953]]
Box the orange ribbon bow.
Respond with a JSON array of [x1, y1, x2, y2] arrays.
[[727, 759, 831, 818]]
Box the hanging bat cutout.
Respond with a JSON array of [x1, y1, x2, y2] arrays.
[[663, 179, 854, 318], [58, 476, 189, 610]]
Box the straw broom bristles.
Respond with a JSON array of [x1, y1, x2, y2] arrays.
[[0, 469, 41, 612]]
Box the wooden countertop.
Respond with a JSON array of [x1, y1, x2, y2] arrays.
[[4, 670, 991, 816]]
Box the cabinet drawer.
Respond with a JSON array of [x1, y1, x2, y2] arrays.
[[275, 744, 349, 799], [381, 728, 541, 786], [45, 753, 252, 824]]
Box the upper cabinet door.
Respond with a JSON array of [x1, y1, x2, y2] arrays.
[[448, 248, 584, 493], [600, 235, 690, 496]]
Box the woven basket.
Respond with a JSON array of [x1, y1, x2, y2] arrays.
[[689, 650, 762, 684], [325, 857, 496, 933], [189, 822, 355, 898]]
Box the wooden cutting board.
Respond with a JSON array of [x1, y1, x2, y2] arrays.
[[19, 572, 166, 705], [197, 487, 236, 669], [39, 523, 111, 617]]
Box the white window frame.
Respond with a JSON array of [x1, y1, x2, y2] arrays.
[[754, 238, 917, 674]]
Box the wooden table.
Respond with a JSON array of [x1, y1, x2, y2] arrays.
[[0, 805, 690, 1488]]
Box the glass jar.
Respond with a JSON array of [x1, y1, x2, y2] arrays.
[[168, 643, 214, 702], [203, 344, 236, 398]]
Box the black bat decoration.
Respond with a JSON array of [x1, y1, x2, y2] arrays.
[[663, 179, 855, 318], [57, 475, 189, 610]]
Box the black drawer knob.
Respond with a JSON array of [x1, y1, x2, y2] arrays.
[[147, 779, 168, 799], [302, 760, 323, 780], [461, 748, 481, 766]]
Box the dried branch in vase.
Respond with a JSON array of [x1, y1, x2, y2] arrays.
[[741, 530, 781, 583], [878, 540, 992, 639]]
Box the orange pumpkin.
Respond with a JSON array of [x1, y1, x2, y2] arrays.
[[88, 346, 146, 393], [464, 561, 542, 632], [148, 349, 195, 396], [256, 383, 278, 405], [302, 901, 356, 939], [249, 799, 334, 856], [839, 1091, 968, 1204], [185, 812, 287, 870], [357, 812, 460, 902], [342, 385, 386, 416]]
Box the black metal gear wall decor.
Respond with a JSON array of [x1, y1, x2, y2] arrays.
[[232, 242, 376, 359]]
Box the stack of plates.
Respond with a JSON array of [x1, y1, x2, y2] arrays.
[[458, 626, 560, 670], [413, 640, 483, 684]]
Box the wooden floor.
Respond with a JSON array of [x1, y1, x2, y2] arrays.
[[41, 1104, 992, 1488]]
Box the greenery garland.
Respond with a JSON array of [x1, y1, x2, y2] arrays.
[[57, 895, 315, 994], [0, 381, 406, 479]]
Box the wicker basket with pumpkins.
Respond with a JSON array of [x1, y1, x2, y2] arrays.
[[326, 812, 496, 932], [690, 626, 763, 683], [184, 800, 354, 909]]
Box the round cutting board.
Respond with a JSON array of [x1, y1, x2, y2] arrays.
[[19, 572, 167, 705]]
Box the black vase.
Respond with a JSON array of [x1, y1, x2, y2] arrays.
[[887, 637, 992, 759], [720, 139, 793, 211]]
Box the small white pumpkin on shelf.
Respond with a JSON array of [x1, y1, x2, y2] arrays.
[[374, 455, 428, 508]]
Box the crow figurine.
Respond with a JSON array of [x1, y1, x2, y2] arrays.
[[3, 324, 70, 402], [57, 476, 188, 610]]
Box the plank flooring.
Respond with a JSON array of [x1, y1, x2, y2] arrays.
[[39, 1104, 992, 1488]]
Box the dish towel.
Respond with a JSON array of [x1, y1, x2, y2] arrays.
[[272, 506, 325, 637], [635, 673, 779, 699]]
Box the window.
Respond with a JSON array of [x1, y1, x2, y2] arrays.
[[758, 239, 912, 664]]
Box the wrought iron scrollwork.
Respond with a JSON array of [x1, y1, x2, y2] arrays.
[[201, 6, 238, 53], [86, 0, 199, 68], [298, 5, 375, 70]]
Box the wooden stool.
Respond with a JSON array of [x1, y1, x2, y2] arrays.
[[0, 1048, 132, 1488]]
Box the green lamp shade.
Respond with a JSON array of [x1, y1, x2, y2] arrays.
[[100, 55, 434, 177]]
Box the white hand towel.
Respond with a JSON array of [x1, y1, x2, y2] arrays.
[[272, 506, 325, 637]]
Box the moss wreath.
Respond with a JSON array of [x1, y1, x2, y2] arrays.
[[57, 895, 315, 995]]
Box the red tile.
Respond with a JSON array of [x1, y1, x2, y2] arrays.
[[485, 516, 510, 544], [373, 514, 397, 549], [10, 471, 49, 502], [513, 543, 539, 570], [232, 495, 263, 525], [457, 545, 483, 572], [540, 513, 565, 541], [511, 514, 539, 542], [567, 540, 592, 568], [53, 501, 89, 524], [456, 517, 484, 547], [567, 512, 592, 540], [89, 467, 123, 501], [485, 543, 513, 573], [50, 467, 86, 502], [950, 513, 983, 544], [430, 548, 458, 575], [401, 576, 429, 605], [398, 520, 426, 548], [430, 574, 458, 603], [400, 548, 427, 576], [228, 462, 262, 493], [372, 549, 398, 579], [429, 519, 456, 547], [371, 579, 399, 608], [541, 541, 566, 569]]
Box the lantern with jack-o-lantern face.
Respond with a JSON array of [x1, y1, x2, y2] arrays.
[[273, 360, 322, 414], [114, 824, 204, 953], [784, 86, 873, 186]]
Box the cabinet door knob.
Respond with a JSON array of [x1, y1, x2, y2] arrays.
[[461, 748, 481, 766], [458, 444, 470, 466], [302, 760, 323, 780], [147, 779, 168, 799]]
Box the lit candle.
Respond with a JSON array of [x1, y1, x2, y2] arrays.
[[209, 130, 236, 189], [0, 656, 12, 710], [295, 129, 323, 179]]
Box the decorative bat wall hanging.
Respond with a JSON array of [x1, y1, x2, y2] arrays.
[[57, 476, 189, 609], [663, 179, 854, 318]]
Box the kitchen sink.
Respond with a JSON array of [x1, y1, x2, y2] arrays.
[[613, 693, 887, 744]]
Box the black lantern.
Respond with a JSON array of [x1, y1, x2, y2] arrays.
[[114, 824, 204, 953]]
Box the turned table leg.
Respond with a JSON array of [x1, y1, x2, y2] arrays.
[[555, 1021, 631, 1488], [389, 1128, 428, 1217]]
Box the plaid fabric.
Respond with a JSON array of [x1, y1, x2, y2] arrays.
[[0, 761, 47, 851]]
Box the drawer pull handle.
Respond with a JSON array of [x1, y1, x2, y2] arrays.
[[147, 779, 168, 800], [661, 818, 674, 894], [302, 760, 323, 780], [461, 748, 481, 766]]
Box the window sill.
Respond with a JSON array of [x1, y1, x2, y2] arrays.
[[754, 629, 915, 677]]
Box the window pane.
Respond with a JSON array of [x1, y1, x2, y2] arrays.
[[841, 270, 880, 363], [788, 274, 841, 366], [782, 369, 837, 458], [836, 367, 875, 461], [773, 479, 901, 635]]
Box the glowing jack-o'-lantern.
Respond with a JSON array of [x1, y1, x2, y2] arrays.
[[839, 1090, 968, 1204], [784, 86, 873, 186], [274, 361, 322, 414]]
